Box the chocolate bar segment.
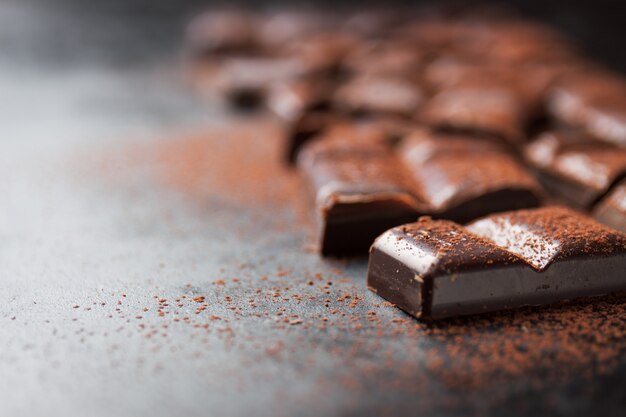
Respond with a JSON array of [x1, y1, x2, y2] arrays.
[[342, 40, 423, 78], [266, 78, 334, 124], [285, 112, 415, 164], [333, 75, 423, 118], [400, 131, 542, 223], [547, 70, 626, 148], [420, 77, 530, 142], [594, 179, 626, 233], [368, 207, 626, 320], [301, 130, 542, 255], [296, 121, 396, 168], [524, 130, 626, 208], [283, 110, 339, 163], [301, 149, 422, 256]]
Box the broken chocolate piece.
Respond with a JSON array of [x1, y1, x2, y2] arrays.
[[266, 77, 334, 123], [333, 75, 423, 118], [594, 179, 626, 233], [284, 109, 339, 163], [524, 130, 626, 208], [302, 150, 423, 256], [548, 70, 626, 148], [420, 77, 530, 142], [400, 131, 542, 222], [368, 207, 626, 320], [300, 130, 542, 255], [342, 40, 423, 78]]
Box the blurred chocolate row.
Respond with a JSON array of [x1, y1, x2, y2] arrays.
[[185, 6, 626, 256]]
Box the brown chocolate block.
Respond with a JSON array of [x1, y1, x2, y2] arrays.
[[548, 70, 626, 148], [524, 130, 626, 208], [300, 130, 542, 256], [333, 75, 424, 118], [266, 78, 334, 123], [368, 207, 626, 320], [400, 131, 542, 223], [594, 179, 626, 234], [301, 150, 422, 256], [284, 112, 415, 164], [342, 40, 423, 78], [283, 110, 339, 164], [419, 77, 530, 142]]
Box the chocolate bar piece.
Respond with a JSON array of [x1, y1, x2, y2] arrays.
[[368, 207, 626, 320], [342, 40, 423, 78], [524, 130, 626, 208], [457, 20, 578, 64], [594, 179, 626, 233], [547, 70, 626, 148], [423, 56, 578, 109], [303, 151, 423, 256], [299, 130, 542, 255], [296, 121, 396, 168], [400, 131, 541, 222], [266, 78, 334, 124], [285, 112, 415, 164], [333, 75, 424, 118], [419, 77, 530, 142], [283, 110, 339, 163], [284, 32, 358, 76]]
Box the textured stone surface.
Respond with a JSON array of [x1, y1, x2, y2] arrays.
[[0, 2, 625, 417]]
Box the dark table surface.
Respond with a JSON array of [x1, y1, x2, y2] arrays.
[[1, 1, 625, 416]]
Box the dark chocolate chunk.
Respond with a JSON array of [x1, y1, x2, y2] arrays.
[[284, 33, 358, 76], [285, 112, 415, 164], [548, 70, 626, 148], [342, 40, 423, 78], [524, 130, 626, 208], [300, 130, 542, 255], [296, 121, 396, 168], [368, 207, 626, 320], [457, 20, 578, 64], [424, 56, 578, 109], [283, 110, 339, 164], [266, 78, 334, 124], [400, 131, 542, 222], [301, 150, 423, 256], [419, 77, 530, 142], [333, 75, 423, 118], [594, 179, 626, 233]]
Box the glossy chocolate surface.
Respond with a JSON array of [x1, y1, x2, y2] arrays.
[[333, 75, 423, 117], [300, 130, 542, 255], [525, 130, 626, 208], [420, 79, 529, 142], [594, 179, 626, 233], [368, 207, 626, 320], [548, 70, 626, 147]]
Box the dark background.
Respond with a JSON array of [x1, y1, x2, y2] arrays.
[[13, 0, 626, 72]]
